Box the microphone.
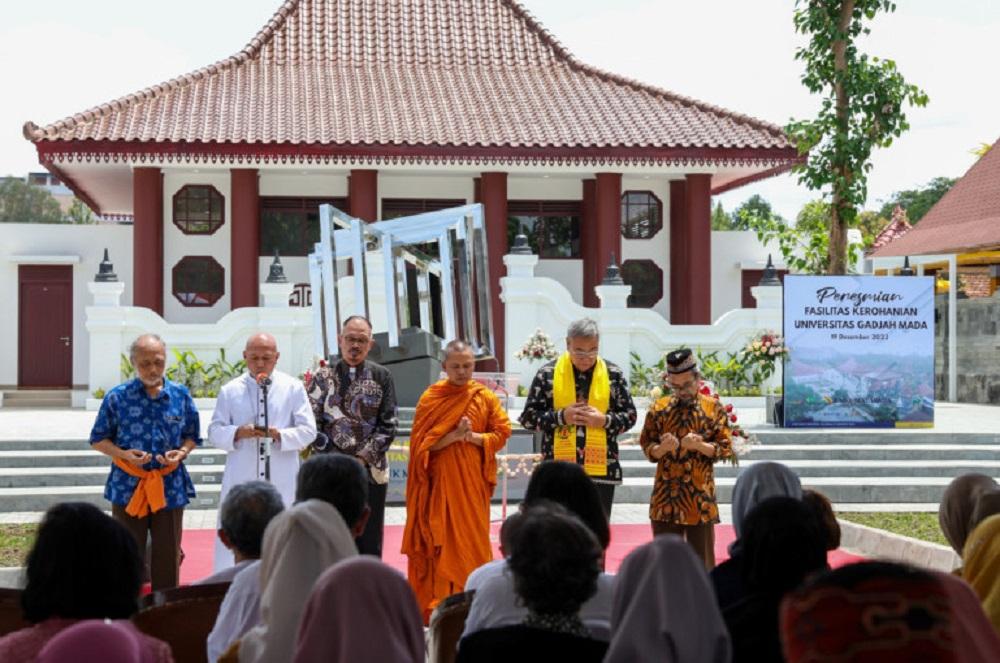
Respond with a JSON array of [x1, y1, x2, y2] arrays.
[[256, 372, 272, 388]]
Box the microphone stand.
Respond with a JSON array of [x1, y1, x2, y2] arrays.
[[259, 377, 272, 482]]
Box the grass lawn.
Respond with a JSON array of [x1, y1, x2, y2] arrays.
[[0, 524, 37, 567], [838, 512, 948, 547]]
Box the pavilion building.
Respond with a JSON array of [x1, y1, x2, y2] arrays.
[[22, 0, 797, 369]]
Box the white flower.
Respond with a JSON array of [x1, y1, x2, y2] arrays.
[[649, 386, 663, 400]]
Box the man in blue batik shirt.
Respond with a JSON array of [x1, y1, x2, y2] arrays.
[[90, 333, 201, 590]]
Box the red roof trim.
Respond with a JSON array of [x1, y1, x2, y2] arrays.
[[36, 140, 799, 167], [708, 161, 802, 196], [41, 161, 106, 216]]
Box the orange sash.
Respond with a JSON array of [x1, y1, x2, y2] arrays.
[[113, 457, 180, 518]]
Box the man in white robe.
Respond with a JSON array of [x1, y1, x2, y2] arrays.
[[208, 332, 317, 571]]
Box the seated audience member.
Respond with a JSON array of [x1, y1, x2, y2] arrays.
[[781, 561, 1000, 662], [723, 496, 828, 663], [711, 461, 803, 609], [456, 503, 608, 663], [198, 481, 284, 585], [962, 514, 1000, 635], [293, 557, 424, 663], [802, 488, 841, 551], [0, 502, 172, 663], [464, 512, 522, 592], [38, 620, 147, 663], [215, 454, 368, 663], [605, 534, 731, 663], [462, 461, 615, 640], [940, 474, 1000, 570]]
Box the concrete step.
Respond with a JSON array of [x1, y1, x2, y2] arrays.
[[0, 449, 228, 468], [1, 390, 72, 409], [0, 465, 225, 489], [620, 459, 1000, 479], [0, 485, 221, 512], [619, 444, 1000, 462], [614, 476, 997, 504], [751, 431, 1000, 445]]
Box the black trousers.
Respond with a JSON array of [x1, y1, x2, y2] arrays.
[[594, 482, 616, 520], [112, 504, 183, 591], [357, 480, 387, 557]]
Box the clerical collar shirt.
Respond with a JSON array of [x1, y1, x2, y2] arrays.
[[308, 359, 398, 484], [207, 371, 318, 507], [519, 359, 636, 483], [89, 378, 202, 509]]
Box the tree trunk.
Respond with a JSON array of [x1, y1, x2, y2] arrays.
[[827, 0, 855, 275]]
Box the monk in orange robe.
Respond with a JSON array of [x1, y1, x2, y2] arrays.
[[402, 340, 512, 621]]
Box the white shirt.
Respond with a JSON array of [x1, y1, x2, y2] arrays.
[[206, 559, 262, 663], [208, 371, 317, 571], [194, 558, 255, 586], [462, 561, 616, 641]]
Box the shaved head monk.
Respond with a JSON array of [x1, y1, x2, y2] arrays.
[[402, 340, 512, 622]]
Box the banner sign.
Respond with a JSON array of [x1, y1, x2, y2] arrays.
[[783, 275, 935, 428]]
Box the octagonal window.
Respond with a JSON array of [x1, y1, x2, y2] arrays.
[[173, 185, 224, 235], [621, 191, 663, 240], [172, 256, 225, 307], [621, 259, 663, 308]]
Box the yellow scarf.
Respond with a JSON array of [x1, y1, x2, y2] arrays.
[[553, 352, 609, 477]]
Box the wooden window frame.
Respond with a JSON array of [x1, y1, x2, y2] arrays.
[[172, 184, 225, 235]]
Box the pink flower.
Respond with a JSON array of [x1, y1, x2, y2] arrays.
[[730, 414, 738, 423], [319, 359, 327, 367], [725, 404, 734, 413], [700, 386, 711, 395]]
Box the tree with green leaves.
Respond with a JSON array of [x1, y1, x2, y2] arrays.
[[711, 201, 735, 230], [875, 176, 955, 224], [0, 177, 64, 224], [787, 0, 928, 274], [65, 198, 97, 224]]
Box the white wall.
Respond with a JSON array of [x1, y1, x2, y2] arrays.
[[0, 223, 133, 388], [535, 260, 583, 303], [621, 176, 671, 318], [710, 230, 784, 321], [162, 171, 232, 324], [378, 174, 474, 216]]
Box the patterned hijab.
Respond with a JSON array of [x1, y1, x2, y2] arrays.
[[939, 474, 1000, 555], [961, 514, 1000, 635], [293, 557, 424, 663], [730, 462, 802, 551], [239, 499, 359, 663], [605, 535, 731, 663], [781, 561, 1000, 663]]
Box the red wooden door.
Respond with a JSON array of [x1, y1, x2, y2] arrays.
[[18, 265, 73, 387]]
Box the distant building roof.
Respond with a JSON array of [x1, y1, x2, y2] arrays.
[[872, 136, 1000, 257], [867, 205, 912, 254], [23, 0, 793, 159]]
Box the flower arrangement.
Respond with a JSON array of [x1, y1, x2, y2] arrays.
[[741, 330, 789, 386], [300, 356, 329, 388], [514, 328, 559, 362], [697, 381, 758, 466]]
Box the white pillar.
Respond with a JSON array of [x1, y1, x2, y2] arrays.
[[501, 253, 541, 383], [948, 254, 958, 402], [595, 283, 633, 377], [260, 282, 294, 308], [86, 281, 128, 396]]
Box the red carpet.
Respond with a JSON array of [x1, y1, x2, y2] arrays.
[[177, 524, 863, 585]]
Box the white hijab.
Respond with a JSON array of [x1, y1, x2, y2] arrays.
[[239, 499, 358, 663], [605, 535, 732, 663]]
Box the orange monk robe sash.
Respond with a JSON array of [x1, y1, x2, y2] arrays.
[[113, 457, 181, 518], [401, 380, 512, 622]]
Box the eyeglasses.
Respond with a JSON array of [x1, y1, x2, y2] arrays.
[[342, 336, 371, 346], [667, 380, 698, 393], [569, 349, 599, 358]]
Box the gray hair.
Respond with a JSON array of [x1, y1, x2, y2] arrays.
[[128, 334, 166, 363], [220, 481, 285, 558], [566, 318, 600, 340]]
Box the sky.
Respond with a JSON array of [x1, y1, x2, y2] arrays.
[[2, 0, 998, 221]]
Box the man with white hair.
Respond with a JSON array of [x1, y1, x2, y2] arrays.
[[90, 333, 201, 590], [208, 332, 317, 571], [520, 318, 637, 516]]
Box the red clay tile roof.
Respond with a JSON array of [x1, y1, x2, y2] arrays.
[[23, 0, 791, 154], [867, 205, 912, 253], [872, 137, 1000, 257]]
